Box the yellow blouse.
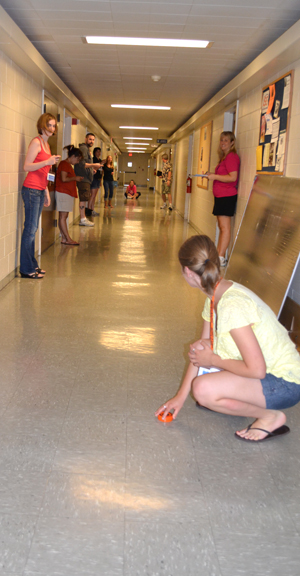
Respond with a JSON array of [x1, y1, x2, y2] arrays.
[[202, 282, 300, 384]]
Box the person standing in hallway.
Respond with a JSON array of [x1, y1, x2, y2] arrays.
[[88, 147, 103, 215], [159, 153, 173, 211], [20, 113, 60, 279], [206, 131, 240, 267], [74, 133, 101, 226], [102, 155, 115, 208], [55, 145, 83, 245], [156, 234, 300, 442]]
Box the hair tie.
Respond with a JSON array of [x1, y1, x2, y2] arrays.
[[204, 259, 209, 264]]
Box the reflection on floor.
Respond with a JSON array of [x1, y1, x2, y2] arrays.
[[0, 188, 300, 575]]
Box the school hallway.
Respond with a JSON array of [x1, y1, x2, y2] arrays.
[[0, 188, 300, 576]]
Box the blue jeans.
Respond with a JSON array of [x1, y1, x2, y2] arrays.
[[20, 186, 45, 274], [103, 180, 114, 200]]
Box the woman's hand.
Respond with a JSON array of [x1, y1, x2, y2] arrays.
[[44, 188, 50, 207], [205, 172, 215, 181], [47, 155, 60, 166], [155, 394, 185, 421], [75, 176, 84, 182], [188, 339, 215, 367]]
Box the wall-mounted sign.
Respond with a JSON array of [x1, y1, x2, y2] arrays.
[[157, 139, 168, 144]]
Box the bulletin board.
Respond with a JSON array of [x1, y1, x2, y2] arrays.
[[256, 71, 293, 175], [197, 121, 212, 189]]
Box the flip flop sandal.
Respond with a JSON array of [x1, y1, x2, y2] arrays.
[[235, 424, 290, 442]]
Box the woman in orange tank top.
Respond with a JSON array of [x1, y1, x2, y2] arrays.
[[20, 113, 60, 278]]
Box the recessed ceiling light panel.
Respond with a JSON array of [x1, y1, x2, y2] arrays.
[[112, 104, 170, 110], [119, 126, 158, 130], [85, 36, 210, 48], [123, 137, 153, 140]]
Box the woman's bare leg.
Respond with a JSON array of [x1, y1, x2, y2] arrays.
[[88, 188, 99, 211], [193, 371, 286, 441], [216, 215, 231, 257], [59, 212, 78, 244]]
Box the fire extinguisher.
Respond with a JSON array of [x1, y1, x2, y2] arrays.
[[186, 175, 192, 194]]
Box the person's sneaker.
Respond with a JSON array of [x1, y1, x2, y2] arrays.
[[92, 210, 100, 216], [79, 218, 94, 227], [168, 205, 173, 211], [219, 256, 228, 267], [160, 203, 167, 209]]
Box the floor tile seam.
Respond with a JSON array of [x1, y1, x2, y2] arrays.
[[262, 458, 300, 534], [185, 410, 229, 576], [1, 364, 39, 417], [6, 493, 50, 576]]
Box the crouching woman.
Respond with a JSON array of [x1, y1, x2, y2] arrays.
[[156, 234, 300, 442]]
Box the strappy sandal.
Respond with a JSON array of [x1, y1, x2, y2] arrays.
[[20, 271, 44, 279], [36, 267, 46, 274]]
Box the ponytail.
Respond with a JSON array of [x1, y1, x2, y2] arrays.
[[178, 235, 220, 295], [63, 144, 83, 159]]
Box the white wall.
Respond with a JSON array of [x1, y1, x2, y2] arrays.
[[0, 50, 42, 286], [118, 153, 151, 187], [168, 58, 300, 257], [0, 48, 118, 287]]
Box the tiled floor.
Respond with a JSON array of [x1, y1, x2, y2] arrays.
[[0, 189, 300, 575]]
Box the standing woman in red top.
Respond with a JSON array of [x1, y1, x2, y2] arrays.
[[20, 113, 60, 278], [55, 145, 83, 245], [206, 131, 240, 267]]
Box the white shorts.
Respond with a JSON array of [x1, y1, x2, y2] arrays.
[[55, 191, 75, 212]]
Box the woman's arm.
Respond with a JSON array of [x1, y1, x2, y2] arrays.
[[206, 171, 237, 183], [60, 171, 82, 183], [155, 361, 199, 420], [155, 320, 210, 420], [44, 187, 50, 207], [189, 324, 266, 379], [24, 138, 60, 172]]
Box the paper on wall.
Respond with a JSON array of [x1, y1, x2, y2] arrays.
[[275, 130, 286, 172], [263, 143, 270, 167], [277, 130, 286, 157], [282, 75, 290, 109], [256, 146, 263, 171], [268, 142, 276, 167], [261, 89, 269, 114], [265, 114, 272, 135], [271, 118, 280, 142]]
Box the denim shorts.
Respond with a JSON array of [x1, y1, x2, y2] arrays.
[[261, 373, 300, 409]]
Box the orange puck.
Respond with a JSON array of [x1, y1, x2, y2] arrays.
[[157, 412, 173, 423]]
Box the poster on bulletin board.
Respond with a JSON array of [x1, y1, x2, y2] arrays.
[[256, 71, 293, 175]]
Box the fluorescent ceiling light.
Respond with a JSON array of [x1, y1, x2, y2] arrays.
[[120, 126, 158, 130], [85, 36, 210, 49], [125, 143, 150, 146], [112, 104, 170, 110], [123, 137, 152, 140], [127, 151, 145, 153]]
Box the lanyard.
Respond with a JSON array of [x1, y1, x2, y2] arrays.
[[210, 281, 220, 350]]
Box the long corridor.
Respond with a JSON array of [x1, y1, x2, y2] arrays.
[[1, 188, 300, 576]]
